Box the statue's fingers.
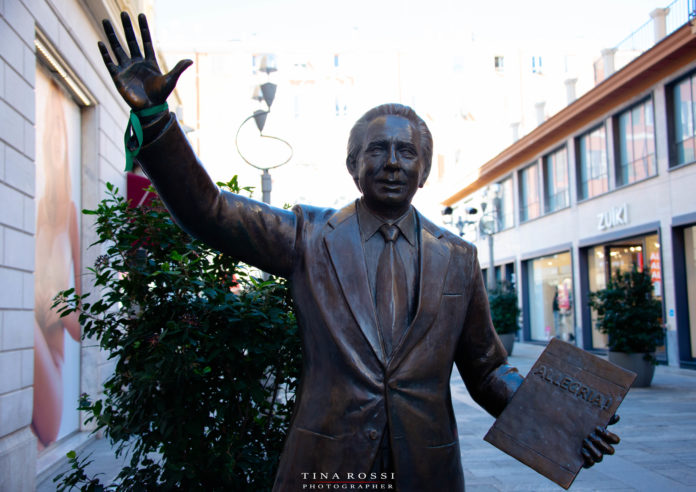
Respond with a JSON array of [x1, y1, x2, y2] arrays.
[[138, 14, 156, 62], [583, 437, 603, 463], [589, 431, 615, 455], [163, 59, 193, 95], [581, 448, 594, 469], [609, 414, 620, 426], [97, 41, 119, 77], [121, 12, 142, 59], [596, 426, 620, 445], [102, 19, 128, 65]]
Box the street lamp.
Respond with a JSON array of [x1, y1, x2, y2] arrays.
[[443, 185, 502, 290], [442, 206, 477, 237], [235, 54, 293, 204], [480, 184, 502, 290]]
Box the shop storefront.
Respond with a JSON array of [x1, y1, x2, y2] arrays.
[[673, 215, 696, 368], [580, 229, 665, 360], [522, 251, 575, 342]]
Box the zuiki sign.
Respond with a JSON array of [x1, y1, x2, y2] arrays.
[[597, 203, 628, 231]]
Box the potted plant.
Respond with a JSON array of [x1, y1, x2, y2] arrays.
[[488, 281, 520, 355], [588, 265, 664, 387]]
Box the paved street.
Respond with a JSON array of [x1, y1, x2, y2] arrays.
[[455, 343, 696, 492], [39, 343, 696, 491]]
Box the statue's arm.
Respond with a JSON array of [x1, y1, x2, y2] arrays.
[[98, 12, 297, 276], [454, 250, 620, 468], [454, 251, 523, 418], [137, 114, 296, 276]]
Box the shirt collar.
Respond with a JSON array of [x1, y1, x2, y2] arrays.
[[357, 198, 417, 246]]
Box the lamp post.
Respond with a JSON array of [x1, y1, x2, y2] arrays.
[[443, 184, 502, 290], [235, 54, 293, 205], [442, 206, 477, 237], [479, 184, 502, 290]]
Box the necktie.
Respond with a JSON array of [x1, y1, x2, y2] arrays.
[[375, 224, 408, 357]]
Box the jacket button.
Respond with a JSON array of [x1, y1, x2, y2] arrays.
[[368, 429, 379, 440]]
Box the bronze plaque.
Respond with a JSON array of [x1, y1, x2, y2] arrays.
[[484, 339, 636, 489]]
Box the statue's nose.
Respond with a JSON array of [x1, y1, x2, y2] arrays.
[[387, 145, 398, 166]]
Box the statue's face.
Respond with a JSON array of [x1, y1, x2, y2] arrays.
[[354, 115, 426, 219]]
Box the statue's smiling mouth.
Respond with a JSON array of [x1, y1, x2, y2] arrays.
[[378, 179, 406, 189]]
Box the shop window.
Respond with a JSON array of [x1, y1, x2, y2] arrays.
[[519, 163, 540, 222], [671, 72, 696, 166], [497, 176, 514, 230], [34, 63, 83, 447], [587, 246, 608, 348], [526, 252, 574, 342], [531, 55, 543, 74], [586, 234, 663, 352], [543, 146, 569, 212], [577, 125, 609, 199], [684, 226, 696, 358], [615, 99, 656, 186]]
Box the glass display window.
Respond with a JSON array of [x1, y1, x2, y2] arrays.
[[684, 225, 696, 358], [526, 252, 574, 342], [586, 233, 663, 352]]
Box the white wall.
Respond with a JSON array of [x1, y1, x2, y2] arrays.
[[0, 0, 132, 488]]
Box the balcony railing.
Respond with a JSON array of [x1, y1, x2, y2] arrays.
[[593, 0, 695, 83]]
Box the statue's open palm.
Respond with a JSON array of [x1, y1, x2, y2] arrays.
[[98, 12, 191, 111]]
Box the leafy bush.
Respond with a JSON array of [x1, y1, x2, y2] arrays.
[[488, 281, 520, 335], [54, 179, 301, 491], [588, 266, 664, 356]]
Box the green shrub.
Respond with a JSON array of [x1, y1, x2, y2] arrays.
[[488, 281, 520, 335], [588, 266, 664, 356], [53, 179, 300, 491]]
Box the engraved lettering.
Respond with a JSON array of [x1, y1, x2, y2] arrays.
[[591, 393, 603, 407], [532, 364, 614, 410], [578, 386, 589, 401], [603, 398, 613, 410]]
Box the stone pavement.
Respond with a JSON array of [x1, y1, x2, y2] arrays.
[[38, 343, 696, 491], [455, 343, 696, 492]]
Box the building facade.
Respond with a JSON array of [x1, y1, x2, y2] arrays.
[[444, 17, 696, 368], [0, 0, 180, 488]]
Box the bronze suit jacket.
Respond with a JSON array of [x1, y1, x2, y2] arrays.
[[137, 115, 524, 491]]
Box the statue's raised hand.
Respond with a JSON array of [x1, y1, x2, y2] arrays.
[[98, 12, 191, 111]]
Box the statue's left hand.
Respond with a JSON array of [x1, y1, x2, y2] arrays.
[[581, 414, 620, 468], [98, 12, 192, 111]]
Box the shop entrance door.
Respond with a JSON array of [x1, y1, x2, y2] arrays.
[[606, 244, 644, 275]]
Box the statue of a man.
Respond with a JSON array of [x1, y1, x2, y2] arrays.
[[98, 13, 619, 490]]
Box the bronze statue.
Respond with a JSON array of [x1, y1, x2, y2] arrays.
[[98, 13, 619, 490]]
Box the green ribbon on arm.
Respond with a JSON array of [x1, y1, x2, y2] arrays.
[[123, 103, 169, 172]]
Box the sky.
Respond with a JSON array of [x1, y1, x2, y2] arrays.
[[148, 0, 681, 215], [154, 0, 670, 50]]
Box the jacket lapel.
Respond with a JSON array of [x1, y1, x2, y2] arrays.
[[324, 202, 386, 367], [390, 215, 450, 371]]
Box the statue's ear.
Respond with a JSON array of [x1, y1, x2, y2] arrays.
[[346, 155, 361, 190], [418, 160, 431, 188]]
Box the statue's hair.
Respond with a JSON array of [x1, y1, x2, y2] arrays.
[[346, 103, 433, 183]]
